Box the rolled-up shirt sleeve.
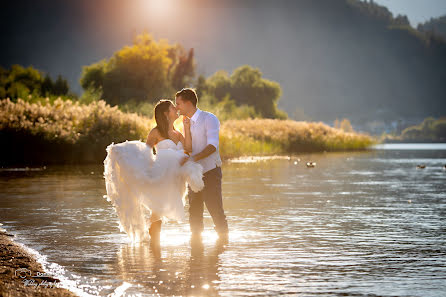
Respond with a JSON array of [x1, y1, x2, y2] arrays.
[[205, 114, 220, 150]]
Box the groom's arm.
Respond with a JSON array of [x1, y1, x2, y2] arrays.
[[192, 145, 216, 162], [192, 114, 219, 162]]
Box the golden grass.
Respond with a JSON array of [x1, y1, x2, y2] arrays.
[[0, 98, 375, 165], [0, 98, 152, 164], [220, 119, 375, 156]]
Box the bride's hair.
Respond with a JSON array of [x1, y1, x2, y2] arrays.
[[154, 99, 174, 139]]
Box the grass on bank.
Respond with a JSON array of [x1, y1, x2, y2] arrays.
[[0, 98, 375, 165]]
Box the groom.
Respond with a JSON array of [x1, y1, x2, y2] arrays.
[[175, 88, 229, 239]]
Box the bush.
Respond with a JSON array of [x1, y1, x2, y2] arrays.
[[0, 98, 152, 165]]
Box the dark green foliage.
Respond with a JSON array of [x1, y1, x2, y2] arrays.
[[400, 117, 446, 142], [198, 66, 285, 119], [0, 65, 71, 100], [80, 60, 106, 91]]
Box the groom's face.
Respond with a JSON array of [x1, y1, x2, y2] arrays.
[[175, 96, 187, 115]]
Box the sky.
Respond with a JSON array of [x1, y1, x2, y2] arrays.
[[372, 0, 446, 26]]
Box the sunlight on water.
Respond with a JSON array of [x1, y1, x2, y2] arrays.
[[0, 145, 445, 296], [228, 155, 292, 163], [373, 143, 446, 150]]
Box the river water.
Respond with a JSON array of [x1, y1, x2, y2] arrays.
[[1, 144, 445, 296]]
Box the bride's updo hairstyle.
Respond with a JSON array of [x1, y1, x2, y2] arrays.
[[154, 99, 174, 139]]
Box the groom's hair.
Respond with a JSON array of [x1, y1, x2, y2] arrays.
[[175, 88, 198, 107]]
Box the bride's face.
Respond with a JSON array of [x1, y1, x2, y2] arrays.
[[165, 104, 179, 122]]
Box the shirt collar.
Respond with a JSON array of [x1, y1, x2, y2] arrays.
[[190, 108, 202, 123]]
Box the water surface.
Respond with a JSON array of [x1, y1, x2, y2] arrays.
[[1, 144, 445, 296]]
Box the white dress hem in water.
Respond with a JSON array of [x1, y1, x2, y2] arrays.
[[103, 139, 204, 242]]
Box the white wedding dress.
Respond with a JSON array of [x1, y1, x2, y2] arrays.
[[103, 139, 204, 242]]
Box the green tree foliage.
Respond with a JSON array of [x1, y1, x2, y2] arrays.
[[0, 65, 43, 99], [80, 60, 106, 91], [198, 65, 285, 119], [53, 75, 70, 96], [0, 65, 70, 100], [80, 33, 195, 106], [195, 75, 207, 99], [400, 117, 446, 142], [198, 94, 259, 122]]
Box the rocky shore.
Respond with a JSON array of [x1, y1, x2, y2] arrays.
[[0, 230, 78, 297]]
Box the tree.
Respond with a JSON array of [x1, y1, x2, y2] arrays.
[[0, 65, 70, 100], [205, 70, 231, 103], [80, 33, 196, 106], [171, 48, 195, 90], [41, 74, 53, 96], [53, 75, 69, 96], [0, 65, 42, 99], [80, 60, 106, 91], [230, 65, 282, 118], [334, 118, 354, 132], [340, 118, 354, 132], [195, 75, 208, 99], [203, 65, 284, 118]]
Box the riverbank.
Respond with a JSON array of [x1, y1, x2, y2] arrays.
[[0, 229, 78, 297], [0, 97, 375, 165]]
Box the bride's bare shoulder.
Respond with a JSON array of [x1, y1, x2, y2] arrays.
[[146, 127, 160, 146]]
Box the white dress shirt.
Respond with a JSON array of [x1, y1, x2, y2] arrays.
[[190, 108, 222, 173]]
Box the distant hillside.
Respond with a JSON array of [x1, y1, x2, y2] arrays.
[[204, 0, 446, 125], [418, 15, 446, 40], [173, 0, 446, 126], [2, 0, 445, 130]]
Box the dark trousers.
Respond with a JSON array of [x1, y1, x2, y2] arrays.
[[188, 166, 228, 234]]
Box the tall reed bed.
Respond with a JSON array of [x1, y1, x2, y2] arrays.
[[1, 98, 374, 165], [0, 98, 151, 165], [220, 119, 374, 157]]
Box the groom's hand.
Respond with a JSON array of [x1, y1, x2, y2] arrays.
[[183, 116, 191, 130]]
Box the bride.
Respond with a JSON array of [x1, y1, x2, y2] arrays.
[[103, 99, 204, 243]]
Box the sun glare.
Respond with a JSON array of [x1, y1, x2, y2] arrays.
[[143, 0, 175, 18]]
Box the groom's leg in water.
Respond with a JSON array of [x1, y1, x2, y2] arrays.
[[188, 187, 204, 234], [203, 167, 228, 234]]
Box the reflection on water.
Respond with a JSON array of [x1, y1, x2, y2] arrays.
[[112, 237, 226, 296], [0, 145, 445, 296]]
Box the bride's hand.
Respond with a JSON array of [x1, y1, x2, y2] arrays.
[[183, 116, 191, 130], [179, 155, 190, 166]]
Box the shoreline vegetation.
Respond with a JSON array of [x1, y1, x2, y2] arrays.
[[382, 117, 446, 143], [0, 97, 375, 166], [0, 229, 77, 297]]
